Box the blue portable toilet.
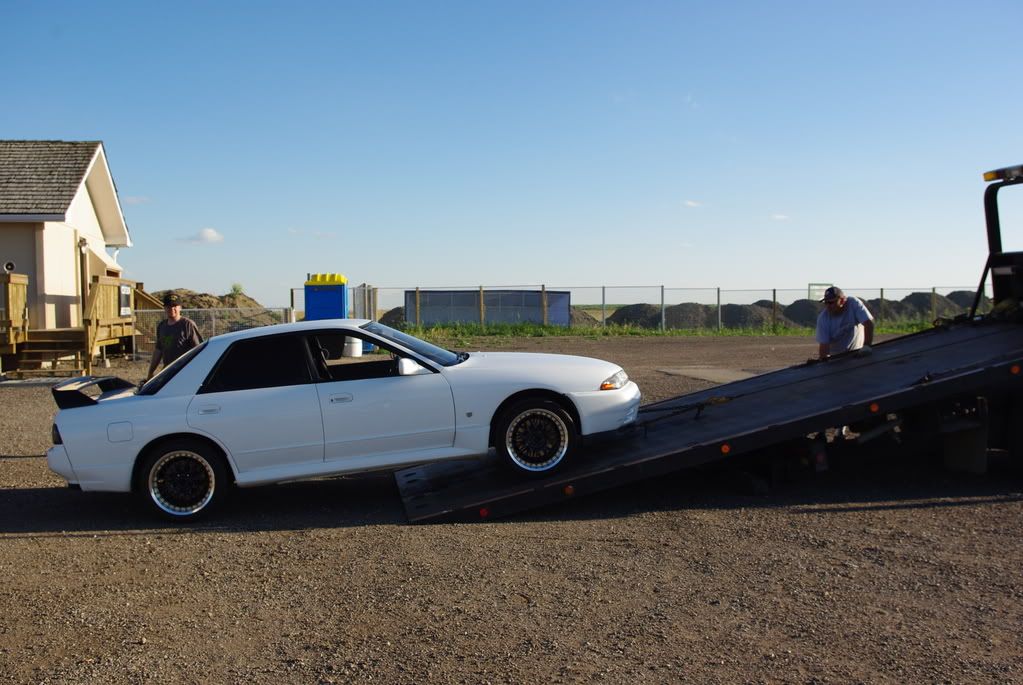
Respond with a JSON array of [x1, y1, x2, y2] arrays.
[[304, 273, 348, 320]]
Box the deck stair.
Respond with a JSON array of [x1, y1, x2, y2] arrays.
[[6, 328, 86, 378]]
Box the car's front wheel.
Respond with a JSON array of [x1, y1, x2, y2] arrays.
[[495, 399, 577, 475], [136, 438, 230, 521]]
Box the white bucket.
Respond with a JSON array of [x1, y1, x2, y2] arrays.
[[342, 337, 363, 357]]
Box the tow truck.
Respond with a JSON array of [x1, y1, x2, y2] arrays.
[[397, 164, 1023, 523]]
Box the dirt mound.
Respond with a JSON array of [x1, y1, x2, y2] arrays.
[[783, 299, 822, 327], [150, 288, 281, 332], [666, 302, 712, 329], [151, 288, 265, 310], [569, 307, 599, 327], [607, 303, 661, 327], [379, 306, 406, 327], [720, 303, 787, 328], [946, 290, 989, 311], [898, 292, 960, 320]]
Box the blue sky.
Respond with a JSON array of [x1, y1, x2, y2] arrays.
[[3, 1, 1021, 306]]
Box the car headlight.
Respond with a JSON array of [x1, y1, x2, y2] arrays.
[[600, 369, 628, 391]]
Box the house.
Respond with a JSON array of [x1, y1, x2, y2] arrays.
[[1, 140, 135, 375], [0, 140, 132, 328]]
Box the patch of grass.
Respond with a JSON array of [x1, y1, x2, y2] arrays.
[[397, 320, 932, 344]]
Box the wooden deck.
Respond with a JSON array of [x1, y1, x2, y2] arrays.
[[1, 274, 138, 377]]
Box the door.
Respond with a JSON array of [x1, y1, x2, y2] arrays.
[[187, 333, 324, 473], [310, 331, 455, 465]]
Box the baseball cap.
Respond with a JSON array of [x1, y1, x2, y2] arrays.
[[162, 293, 182, 306], [820, 286, 844, 303]]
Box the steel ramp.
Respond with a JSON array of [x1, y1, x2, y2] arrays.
[[396, 320, 1023, 523]]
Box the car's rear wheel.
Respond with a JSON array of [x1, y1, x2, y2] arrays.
[[496, 399, 577, 475], [137, 439, 229, 521]]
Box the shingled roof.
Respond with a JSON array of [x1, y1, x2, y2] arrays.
[[0, 140, 102, 215]]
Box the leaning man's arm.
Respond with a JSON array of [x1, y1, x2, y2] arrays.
[[146, 348, 161, 380], [862, 319, 874, 346]]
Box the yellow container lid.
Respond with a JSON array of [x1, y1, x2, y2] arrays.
[[305, 273, 348, 286]]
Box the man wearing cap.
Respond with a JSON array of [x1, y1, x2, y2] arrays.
[[816, 286, 874, 360], [145, 293, 203, 381]]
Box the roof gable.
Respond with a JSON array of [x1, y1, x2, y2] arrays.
[[0, 140, 131, 247], [0, 140, 101, 215]]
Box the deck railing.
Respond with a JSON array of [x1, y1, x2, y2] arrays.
[[83, 275, 135, 373], [1, 273, 29, 346]]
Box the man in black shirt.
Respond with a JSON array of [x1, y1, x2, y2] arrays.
[[145, 293, 202, 381]]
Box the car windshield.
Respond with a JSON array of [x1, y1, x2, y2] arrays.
[[138, 341, 208, 396], [361, 322, 462, 367]]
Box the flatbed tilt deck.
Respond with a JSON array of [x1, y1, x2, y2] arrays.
[[397, 164, 1023, 523]]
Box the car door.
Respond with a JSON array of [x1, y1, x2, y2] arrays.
[[309, 331, 455, 466], [187, 333, 324, 474]]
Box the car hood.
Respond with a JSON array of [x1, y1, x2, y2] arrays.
[[449, 351, 624, 388]]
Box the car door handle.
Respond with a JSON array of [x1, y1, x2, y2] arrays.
[[329, 393, 354, 404], [198, 405, 221, 415]]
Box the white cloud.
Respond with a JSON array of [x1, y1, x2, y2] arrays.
[[122, 196, 151, 205], [180, 227, 225, 244], [685, 200, 702, 208], [771, 214, 790, 221]]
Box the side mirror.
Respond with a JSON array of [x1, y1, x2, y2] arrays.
[[397, 357, 430, 376]]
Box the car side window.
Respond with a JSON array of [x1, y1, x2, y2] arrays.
[[201, 334, 312, 393], [309, 332, 400, 383]]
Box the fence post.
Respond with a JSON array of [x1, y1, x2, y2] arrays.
[[716, 288, 722, 331], [772, 288, 777, 334], [660, 286, 665, 331], [542, 284, 548, 326], [931, 287, 937, 323], [415, 288, 421, 327], [879, 288, 885, 327], [601, 286, 606, 327], [479, 286, 485, 326]]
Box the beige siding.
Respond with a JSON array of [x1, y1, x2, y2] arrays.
[[39, 222, 80, 328], [0, 222, 42, 324]]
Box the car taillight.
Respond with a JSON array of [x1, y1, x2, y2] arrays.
[[52, 423, 62, 445]]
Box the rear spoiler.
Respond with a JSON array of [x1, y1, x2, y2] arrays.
[[51, 376, 138, 409]]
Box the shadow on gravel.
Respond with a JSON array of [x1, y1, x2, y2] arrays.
[[505, 457, 1023, 525], [0, 473, 405, 536], [3, 456, 1022, 535]]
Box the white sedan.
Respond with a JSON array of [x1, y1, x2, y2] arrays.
[[47, 320, 641, 520]]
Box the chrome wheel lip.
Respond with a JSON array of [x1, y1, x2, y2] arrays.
[[505, 408, 569, 472], [148, 450, 216, 516]]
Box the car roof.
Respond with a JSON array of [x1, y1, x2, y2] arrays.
[[210, 318, 373, 344]]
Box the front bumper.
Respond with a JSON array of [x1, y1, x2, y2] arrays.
[[569, 380, 642, 435]]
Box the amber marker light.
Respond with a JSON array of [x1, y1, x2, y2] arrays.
[[563, 485, 575, 497], [984, 164, 1023, 182], [720, 443, 731, 455], [1011, 364, 1020, 375], [869, 402, 880, 413]]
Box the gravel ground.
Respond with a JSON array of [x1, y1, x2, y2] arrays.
[[1, 335, 1021, 684]]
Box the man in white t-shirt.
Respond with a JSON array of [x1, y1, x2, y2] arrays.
[[816, 286, 874, 360]]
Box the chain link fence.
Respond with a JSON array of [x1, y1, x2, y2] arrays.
[[134, 308, 291, 356], [284, 282, 994, 331], [357, 284, 991, 331]]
